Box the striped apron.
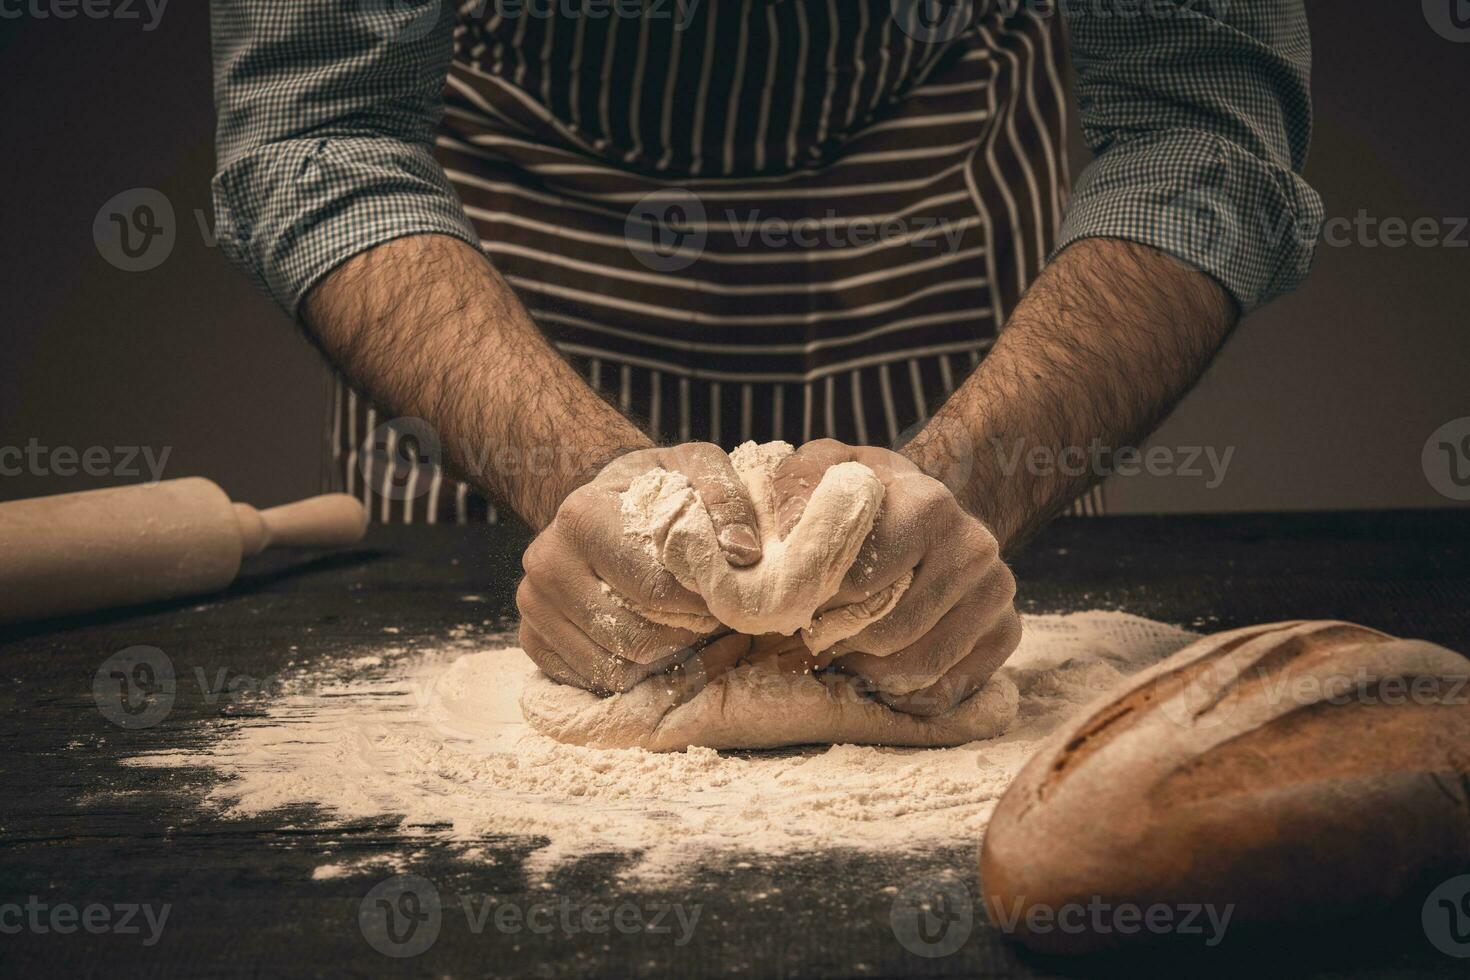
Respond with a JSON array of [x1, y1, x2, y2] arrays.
[[332, 0, 1107, 522]]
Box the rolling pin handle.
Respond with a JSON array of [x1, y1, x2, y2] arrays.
[[234, 503, 269, 556], [235, 494, 368, 556]]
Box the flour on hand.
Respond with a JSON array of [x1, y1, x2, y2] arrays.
[[525, 440, 1008, 751], [618, 441, 903, 642]]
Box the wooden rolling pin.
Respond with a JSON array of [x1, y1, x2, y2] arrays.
[[0, 478, 368, 625]]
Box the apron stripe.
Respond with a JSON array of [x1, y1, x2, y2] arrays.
[[331, 2, 1105, 522]]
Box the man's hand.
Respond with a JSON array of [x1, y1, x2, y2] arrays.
[[771, 439, 1022, 716], [517, 443, 764, 695]]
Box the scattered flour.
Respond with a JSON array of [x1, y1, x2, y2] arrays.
[[124, 612, 1196, 882]]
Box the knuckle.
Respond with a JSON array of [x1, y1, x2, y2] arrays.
[[557, 488, 613, 545], [683, 441, 723, 460], [560, 483, 603, 524], [701, 493, 739, 519], [972, 557, 1018, 606], [914, 480, 956, 519], [594, 447, 659, 485], [518, 628, 567, 680], [675, 442, 726, 477], [954, 525, 998, 570], [515, 575, 536, 612], [969, 521, 1001, 557], [521, 537, 551, 579], [910, 497, 962, 543], [987, 606, 1024, 654], [804, 438, 846, 455], [563, 482, 600, 512]]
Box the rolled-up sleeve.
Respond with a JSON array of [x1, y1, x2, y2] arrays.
[[210, 1, 481, 317], [1055, 0, 1325, 313]]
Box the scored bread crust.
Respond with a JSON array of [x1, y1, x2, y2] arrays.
[[980, 620, 1470, 955]]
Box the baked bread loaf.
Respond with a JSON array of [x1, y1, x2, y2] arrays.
[[980, 620, 1470, 954]]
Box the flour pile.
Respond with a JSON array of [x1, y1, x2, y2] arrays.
[[125, 612, 1196, 881]]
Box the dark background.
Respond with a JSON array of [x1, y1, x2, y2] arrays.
[[2, 1, 1466, 513]]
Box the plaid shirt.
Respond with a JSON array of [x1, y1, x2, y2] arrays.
[[209, 0, 1323, 319]]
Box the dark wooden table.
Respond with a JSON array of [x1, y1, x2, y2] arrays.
[[3, 511, 1468, 978]]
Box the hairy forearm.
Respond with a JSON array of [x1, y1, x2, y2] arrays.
[[904, 238, 1238, 553], [302, 234, 652, 529]]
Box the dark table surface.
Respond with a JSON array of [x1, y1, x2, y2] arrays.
[[3, 510, 1468, 978]]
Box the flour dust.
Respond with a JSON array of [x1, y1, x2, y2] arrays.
[[123, 612, 1197, 882]]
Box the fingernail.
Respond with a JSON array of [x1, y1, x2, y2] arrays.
[[718, 525, 761, 566]]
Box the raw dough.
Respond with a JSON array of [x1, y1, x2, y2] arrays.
[[521, 653, 1020, 751], [523, 440, 1019, 751], [620, 441, 908, 646]]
